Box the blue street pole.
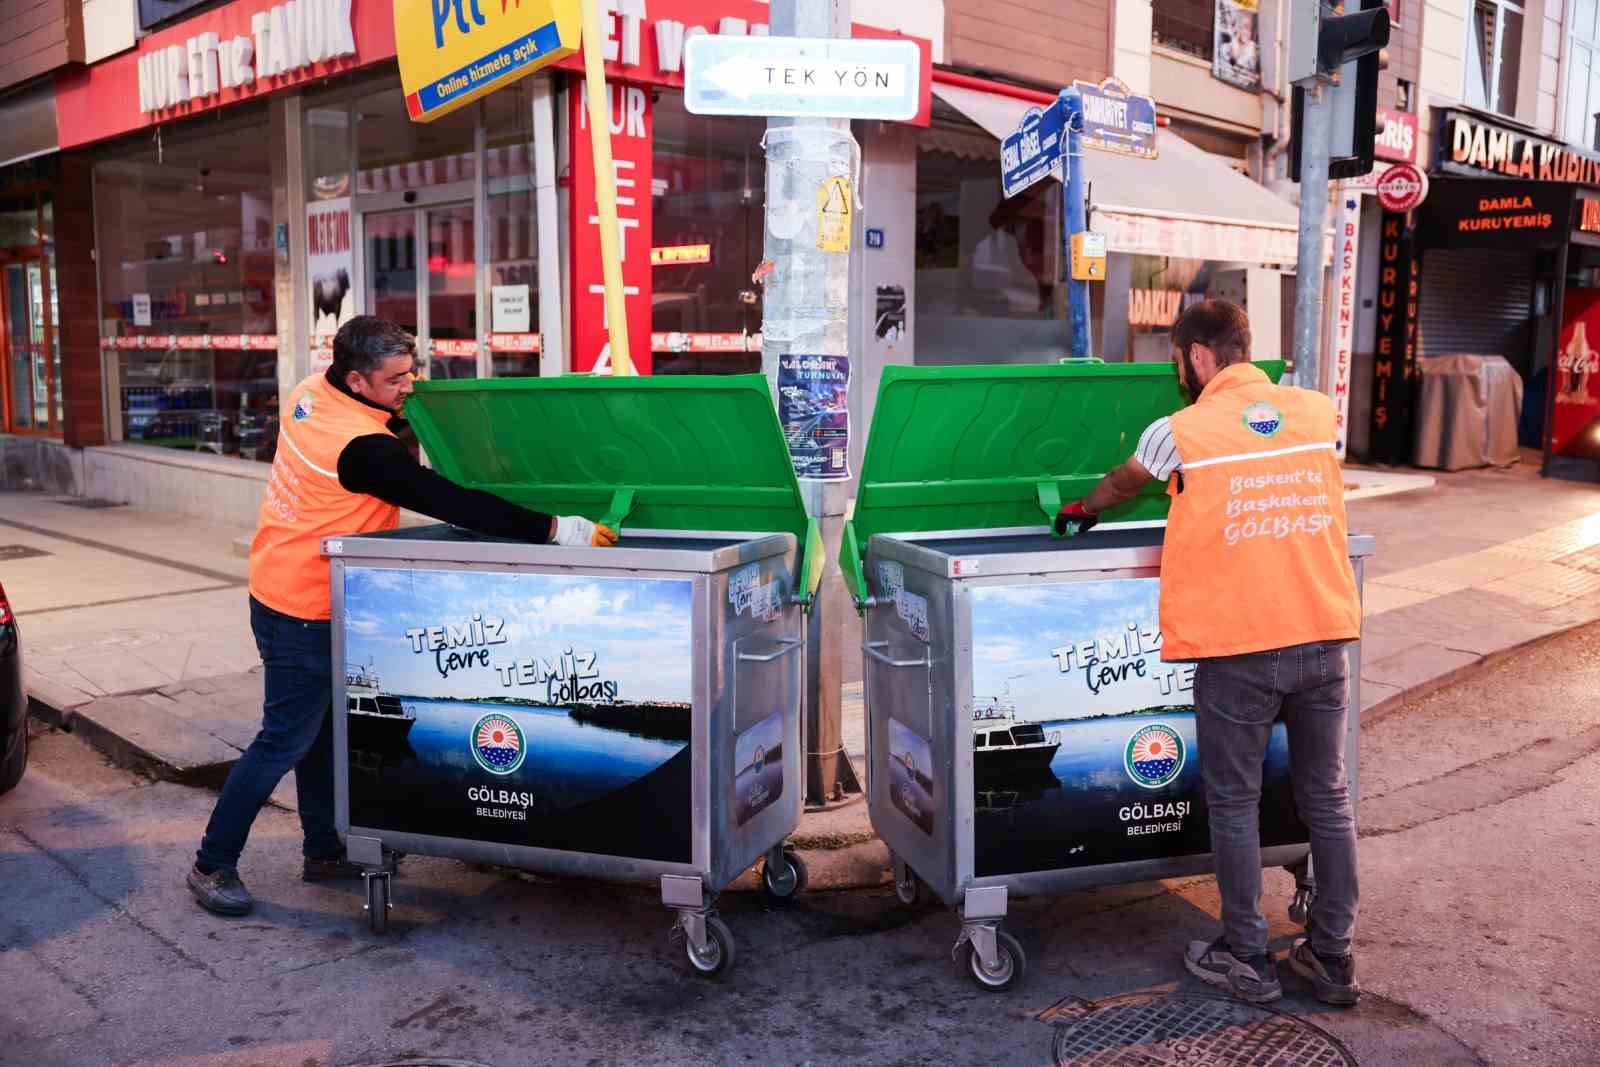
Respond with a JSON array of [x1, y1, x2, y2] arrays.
[[1061, 87, 1091, 360]]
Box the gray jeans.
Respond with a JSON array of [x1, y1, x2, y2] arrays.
[[1194, 640, 1358, 958]]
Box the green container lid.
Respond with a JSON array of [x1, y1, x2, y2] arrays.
[[404, 374, 824, 601], [840, 360, 1285, 605]]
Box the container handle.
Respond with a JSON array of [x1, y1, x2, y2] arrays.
[[600, 488, 636, 534], [864, 641, 929, 669], [736, 637, 805, 663]]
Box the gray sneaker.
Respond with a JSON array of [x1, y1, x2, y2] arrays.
[[1184, 937, 1283, 1003], [187, 865, 255, 916], [1289, 937, 1360, 1006]]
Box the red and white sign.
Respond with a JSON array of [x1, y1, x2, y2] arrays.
[[1553, 289, 1600, 459], [1323, 196, 1361, 458], [1376, 163, 1428, 213], [570, 80, 654, 374], [1374, 108, 1418, 164]]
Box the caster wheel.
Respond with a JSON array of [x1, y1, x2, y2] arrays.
[[762, 848, 809, 902], [894, 866, 921, 907], [365, 875, 390, 935], [1289, 888, 1315, 926], [685, 915, 737, 977], [964, 930, 1026, 992]]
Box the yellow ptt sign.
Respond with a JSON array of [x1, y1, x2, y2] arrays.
[[394, 0, 581, 122]]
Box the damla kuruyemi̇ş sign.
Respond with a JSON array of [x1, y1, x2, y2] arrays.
[[965, 578, 1306, 877], [341, 567, 694, 862]]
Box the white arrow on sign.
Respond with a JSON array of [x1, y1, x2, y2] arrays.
[[685, 35, 922, 121]]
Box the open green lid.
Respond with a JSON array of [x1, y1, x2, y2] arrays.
[[405, 374, 824, 602], [840, 360, 1285, 606]]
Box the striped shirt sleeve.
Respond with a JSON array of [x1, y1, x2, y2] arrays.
[[1133, 417, 1182, 481]]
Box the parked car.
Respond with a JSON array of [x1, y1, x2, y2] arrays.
[[0, 579, 26, 795]]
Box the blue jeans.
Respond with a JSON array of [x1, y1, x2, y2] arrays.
[[1193, 641, 1359, 959], [195, 597, 340, 871]]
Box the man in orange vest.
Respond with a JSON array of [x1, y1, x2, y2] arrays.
[[1057, 300, 1362, 1007], [188, 316, 617, 917]]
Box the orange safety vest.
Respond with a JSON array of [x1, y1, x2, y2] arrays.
[[1158, 363, 1361, 661], [248, 373, 400, 620]]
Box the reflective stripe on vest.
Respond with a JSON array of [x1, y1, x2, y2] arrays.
[[248, 373, 400, 621], [1158, 363, 1362, 661]]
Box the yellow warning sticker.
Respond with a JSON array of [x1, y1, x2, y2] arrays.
[[816, 176, 853, 253]]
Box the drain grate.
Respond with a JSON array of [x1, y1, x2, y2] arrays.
[[1049, 993, 1357, 1066], [56, 497, 126, 509], [0, 544, 50, 561]]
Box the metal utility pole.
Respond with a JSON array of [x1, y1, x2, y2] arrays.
[[1290, 81, 1333, 390], [1061, 88, 1092, 359], [762, 0, 861, 804]]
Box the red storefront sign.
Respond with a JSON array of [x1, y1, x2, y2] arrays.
[[1374, 108, 1418, 164], [1375, 163, 1428, 213], [1553, 289, 1600, 460], [570, 81, 654, 374]]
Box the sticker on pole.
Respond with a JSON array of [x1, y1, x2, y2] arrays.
[[817, 177, 853, 252], [1375, 163, 1429, 213], [778, 353, 850, 480], [1001, 98, 1067, 199]]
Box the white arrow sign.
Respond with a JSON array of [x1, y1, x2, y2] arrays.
[[685, 35, 922, 121]]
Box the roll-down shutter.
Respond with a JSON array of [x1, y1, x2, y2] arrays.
[[1418, 248, 1535, 360]]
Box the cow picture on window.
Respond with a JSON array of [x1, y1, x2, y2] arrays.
[[312, 269, 351, 332]]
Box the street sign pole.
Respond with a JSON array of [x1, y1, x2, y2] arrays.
[[1291, 79, 1332, 390], [1061, 88, 1091, 359], [762, 0, 861, 804], [580, 0, 634, 375]]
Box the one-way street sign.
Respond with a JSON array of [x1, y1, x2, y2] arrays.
[[684, 35, 921, 121]]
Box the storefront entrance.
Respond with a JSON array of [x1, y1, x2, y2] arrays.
[[360, 197, 479, 380], [1, 253, 58, 435]]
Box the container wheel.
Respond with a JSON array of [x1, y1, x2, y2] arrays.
[[894, 865, 921, 907], [964, 930, 1026, 992], [762, 848, 809, 902], [685, 915, 736, 977], [365, 874, 390, 935], [1289, 885, 1315, 926]]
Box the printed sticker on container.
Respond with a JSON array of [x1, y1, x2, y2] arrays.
[[734, 710, 785, 827], [888, 718, 935, 835], [897, 590, 930, 643], [877, 560, 904, 602]]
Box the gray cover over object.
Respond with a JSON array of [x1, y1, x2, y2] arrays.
[[1413, 354, 1524, 470]]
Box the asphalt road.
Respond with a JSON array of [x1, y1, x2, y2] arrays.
[[3, 624, 1597, 1066]]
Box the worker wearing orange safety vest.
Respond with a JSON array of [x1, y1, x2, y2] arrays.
[[1058, 300, 1362, 1009], [188, 316, 617, 918]]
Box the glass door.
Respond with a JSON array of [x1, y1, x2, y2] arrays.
[[360, 202, 478, 379], [2, 258, 57, 434]]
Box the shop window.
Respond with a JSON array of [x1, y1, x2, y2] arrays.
[[650, 92, 765, 376], [1153, 0, 1217, 59], [0, 192, 61, 436], [1465, 0, 1524, 116], [1563, 0, 1600, 148], [1095, 254, 1290, 363], [484, 80, 543, 377], [94, 106, 279, 460], [355, 85, 477, 195], [915, 111, 1064, 365]]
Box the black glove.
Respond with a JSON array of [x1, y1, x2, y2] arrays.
[[1053, 500, 1099, 538]]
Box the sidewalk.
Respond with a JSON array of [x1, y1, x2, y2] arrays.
[[7, 452, 1599, 889]]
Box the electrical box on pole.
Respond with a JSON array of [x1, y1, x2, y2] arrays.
[[1288, 0, 1391, 181]]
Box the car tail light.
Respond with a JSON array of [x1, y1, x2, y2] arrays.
[[0, 581, 10, 626]]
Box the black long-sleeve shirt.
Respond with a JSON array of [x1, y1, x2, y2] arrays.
[[327, 370, 554, 543]]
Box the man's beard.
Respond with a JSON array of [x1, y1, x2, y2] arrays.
[[1179, 350, 1204, 404]]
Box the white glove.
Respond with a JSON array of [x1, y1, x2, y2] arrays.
[[552, 515, 617, 547]]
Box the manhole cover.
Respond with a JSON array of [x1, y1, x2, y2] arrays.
[[0, 545, 50, 561], [1049, 993, 1357, 1066], [56, 497, 126, 509]]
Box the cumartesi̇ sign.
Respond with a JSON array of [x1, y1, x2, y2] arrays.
[[138, 0, 357, 115]]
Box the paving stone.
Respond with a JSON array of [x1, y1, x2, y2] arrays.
[[1357, 678, 1403, 719], [1362, 644, 1483, 697], [68, 694, 240, 782], [1441, 617, 1574, 658]]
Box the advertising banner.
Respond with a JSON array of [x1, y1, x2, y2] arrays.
[[307, 197, 354, 373], [392, 0, 579, 122], [341, 567, 694, 863], [1213, 0, 1262, 89], [1553, 289, 1600, 459], [1326, 194, 1361, 458], [969, 578, 1303, 877], [777, 353, 850, 480]]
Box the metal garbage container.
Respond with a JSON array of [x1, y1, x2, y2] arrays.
[[842, 363, 1373, 992], [1413, 353, 1524, 469], [326, 375, 823, 977]]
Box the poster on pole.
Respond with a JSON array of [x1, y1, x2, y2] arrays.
[[1213, 0, 1263, 89], [307, 197, 354, 373], [777, 353, 851, 480]]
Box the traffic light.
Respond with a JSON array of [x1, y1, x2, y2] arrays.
[[1288, 0, 1391, 181]]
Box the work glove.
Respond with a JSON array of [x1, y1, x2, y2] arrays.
[[1053, 500, 1099, 538], [552, 515, 619, 548]]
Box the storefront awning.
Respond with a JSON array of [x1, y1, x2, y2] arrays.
[[930, 81, 1304, 265]]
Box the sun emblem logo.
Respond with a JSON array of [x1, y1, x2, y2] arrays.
[[471, 713, 526, 776], [1242, 401, 1283, 438], [1124, 723, 1185, 789]]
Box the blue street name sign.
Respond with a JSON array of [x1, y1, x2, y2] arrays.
[[1072, 77, 1159, 159], [1000, 98, 1067, 199]]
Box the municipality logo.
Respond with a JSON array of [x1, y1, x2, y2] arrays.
[[471, 713, 526, 775], [1242, 401, 1283, 438], [292, 394, 315, 421], [1124, 723, 1185, 789]]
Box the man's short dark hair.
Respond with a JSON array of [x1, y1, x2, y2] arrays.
[[331, 316, 415, 378], [1172, 299, 1251, 367]]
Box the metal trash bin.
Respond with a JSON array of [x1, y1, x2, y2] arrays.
[[326, 375, 823, 977], [1413, 353, 1524, 470], [842, 363, 1373, 992]]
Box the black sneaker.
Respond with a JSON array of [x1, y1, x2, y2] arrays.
[[1289, 936, 1360, 1006], [1184, 937, 1283, 1003], [187, 865, 254, 916], [302, 849, 397, 883]]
